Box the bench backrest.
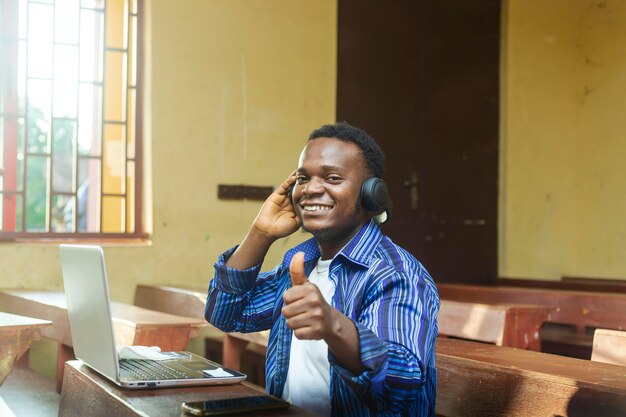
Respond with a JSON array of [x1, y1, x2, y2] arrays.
[[591, 328, 626, 366], [134, 284, 206, 318], [438, 283, 626, 330]]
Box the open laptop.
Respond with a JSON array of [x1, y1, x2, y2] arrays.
[[59, 244, 246, 389]]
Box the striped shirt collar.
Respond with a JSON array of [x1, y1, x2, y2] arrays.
[[282, 218, 383, 269]]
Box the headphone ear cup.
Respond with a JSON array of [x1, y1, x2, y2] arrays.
[[361, 177, 389, 212], [288, 185, 295, 207]]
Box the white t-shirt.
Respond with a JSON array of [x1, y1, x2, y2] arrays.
[[282, 258, 335, 417]]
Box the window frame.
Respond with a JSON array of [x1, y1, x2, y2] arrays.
[[0, 0, 146, 242]]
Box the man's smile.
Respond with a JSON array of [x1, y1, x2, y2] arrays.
[[300, 203, 334, 212]]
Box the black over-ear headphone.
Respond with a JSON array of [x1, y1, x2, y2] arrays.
[[361, 177, 391, 223]]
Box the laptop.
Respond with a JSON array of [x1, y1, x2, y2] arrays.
[[59, 244, 246, 389]]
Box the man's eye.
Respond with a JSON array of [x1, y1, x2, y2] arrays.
[[327, 176, 342, 182], [296, 177, 307, 184]]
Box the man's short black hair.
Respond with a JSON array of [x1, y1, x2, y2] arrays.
[[308, 122, 385, 178]]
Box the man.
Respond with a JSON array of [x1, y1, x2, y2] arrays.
[[205, 122, 439, 416]]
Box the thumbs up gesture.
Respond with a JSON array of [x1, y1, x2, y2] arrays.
[[289, 252, 307, 286], [282, 252, 335, 340]]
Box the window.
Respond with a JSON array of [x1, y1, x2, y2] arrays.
[[0, 0, 144, 240]]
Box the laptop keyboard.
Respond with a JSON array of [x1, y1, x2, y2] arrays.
[[119, 359, 191, 380]]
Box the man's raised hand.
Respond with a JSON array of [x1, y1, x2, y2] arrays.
[[251, 172, 301, 240]]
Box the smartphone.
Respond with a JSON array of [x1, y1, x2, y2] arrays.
[[181, 395, 290, 416]]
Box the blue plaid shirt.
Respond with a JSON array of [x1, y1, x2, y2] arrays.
[[205, 219, 439, 416]]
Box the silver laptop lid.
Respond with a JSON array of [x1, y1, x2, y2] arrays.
[[60, 244, 120, 382]]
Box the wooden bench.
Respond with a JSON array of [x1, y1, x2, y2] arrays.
[[0, 312, 51, 386], [438, 300, 554, 350], [436, 337, 626, 416], [135, 284, 269, 378], [438, 283, 626, 358], [591, 328, 626, 366], [58, 360, 314, 417], [0, 290, 207, 391], [136, 286, 555, 379]]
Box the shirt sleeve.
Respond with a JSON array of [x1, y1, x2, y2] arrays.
[[328, 270, 440, 414], [204, 246, 286, 333]]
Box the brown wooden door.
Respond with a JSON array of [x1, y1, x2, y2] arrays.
[[338, 0, 500, 284]]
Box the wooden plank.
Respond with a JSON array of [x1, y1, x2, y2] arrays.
[[438, 300, 553, 350], [436, 338, 626, 417], [498, 276, 626, 294], [0, 312, 51, 330], [0, 313, 52, 387], [438, 300, 506, 344], [134, 284, 206, 318], [592, 328, 626, 366], [58, 360, 315, 417]]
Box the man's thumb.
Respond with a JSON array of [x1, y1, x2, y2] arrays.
[[290, 252, 306, 286]]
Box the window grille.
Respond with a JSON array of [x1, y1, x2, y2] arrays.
[[0, 0, 144, 240]]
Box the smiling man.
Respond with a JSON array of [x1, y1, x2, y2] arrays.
[[205, 122, 440, 417]]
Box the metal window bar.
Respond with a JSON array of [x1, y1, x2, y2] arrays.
[[0, 0, 145, 240], [99, 0, 107, 232]]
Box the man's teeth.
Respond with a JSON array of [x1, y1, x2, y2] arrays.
[[303, 205, 332, 211]]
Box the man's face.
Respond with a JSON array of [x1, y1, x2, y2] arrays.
[[293, 137, 370, 244]]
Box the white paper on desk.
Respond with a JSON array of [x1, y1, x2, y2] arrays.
[[203, 367, 234, 378], [117, 345, 171, 360]]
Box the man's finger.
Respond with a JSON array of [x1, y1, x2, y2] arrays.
[[290, 252, 306, 286]]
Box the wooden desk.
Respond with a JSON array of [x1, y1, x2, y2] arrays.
[[135, 285, 270, 371], [59, 360, 315, 417], [0, 290, 207, 391], [438, 283, 626, 330], [0, 312, 51, 386], [438, 283, 626, 358], [592, 328, 626, 366], [436, 338, 626, 416], [438, 300, 554, 351]]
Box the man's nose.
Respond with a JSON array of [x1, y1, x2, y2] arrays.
[[304, 178, 324, 195]]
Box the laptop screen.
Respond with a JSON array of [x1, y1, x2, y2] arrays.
[[60, 244, 120, 383]]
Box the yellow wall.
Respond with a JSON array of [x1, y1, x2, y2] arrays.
[[501, 0, 626, 280], [4, 0, 337, 378], [0, 1, 336, 302]]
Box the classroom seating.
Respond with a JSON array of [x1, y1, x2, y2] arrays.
[[438, 283, 626, 358], [214, 299, 551, 369], [0, 290, 206, 391], [136, 283, 557, 385], [58, 360, 314, 417], [438, 300, 554, 350], [591, 328, 626, 366]]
